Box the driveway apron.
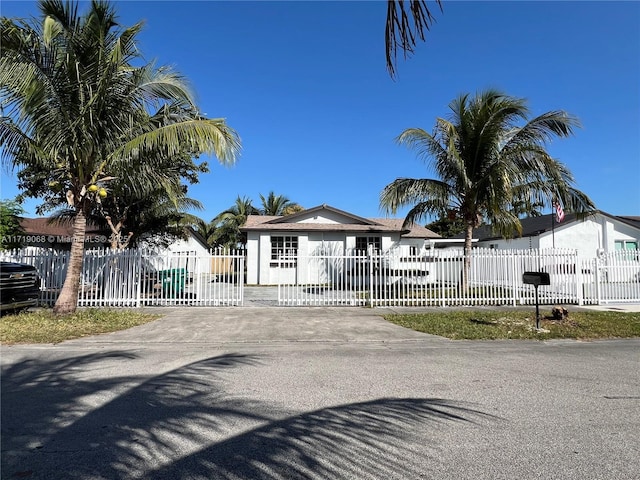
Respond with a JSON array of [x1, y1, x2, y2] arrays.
[[63, 306, 443, 346]]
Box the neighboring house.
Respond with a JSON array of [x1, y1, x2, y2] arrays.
[[241, 204, 441, 285], [18, 217, 110, 250], [461, 211, 640, 258], [154, 226, 213, 276]]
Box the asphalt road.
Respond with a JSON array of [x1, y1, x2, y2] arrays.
[[2, 307, 639, 479]]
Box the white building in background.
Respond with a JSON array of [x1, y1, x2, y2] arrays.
[[464, 211, 640, 258]]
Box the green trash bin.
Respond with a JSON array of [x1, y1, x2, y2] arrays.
[[158, 268, 186, 298]]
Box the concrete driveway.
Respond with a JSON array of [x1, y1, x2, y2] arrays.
[[61, 307, 440, 345], [2, 307, 639, 479]]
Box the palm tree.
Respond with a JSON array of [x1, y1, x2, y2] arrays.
[[0, 1, 240, 313], [380, 89, 595, 290], [212, 196, 259, 248], [193, 217, 219, 248], [385, 1, 443, 78], [259, 191, 299, 216]]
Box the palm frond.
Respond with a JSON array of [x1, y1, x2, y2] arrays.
[[380, 177, 452, 215], [385, 0, 443, 78]]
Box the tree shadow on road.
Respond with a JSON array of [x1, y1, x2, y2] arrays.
[[2, 351, 493, 480], [148, 397, 492, 480]]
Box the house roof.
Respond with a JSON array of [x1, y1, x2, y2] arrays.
[[458, 213, 578, 241], [19, 217, 108, 241], [241, 204, 440, 239], [617, 216, 640, 229], [265, 204, 379, 226], [452, 210, 640, 241], [184, 226, 210, 250]]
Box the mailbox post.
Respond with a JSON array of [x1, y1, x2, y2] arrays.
[[523, 272, 551, 330]]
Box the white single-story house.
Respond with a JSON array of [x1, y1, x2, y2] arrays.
[[241, 204, 442, 285], [464, 211, 640, 258]]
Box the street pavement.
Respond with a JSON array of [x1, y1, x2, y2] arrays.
[[1, 306, 639, 479]]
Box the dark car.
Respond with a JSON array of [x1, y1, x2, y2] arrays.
[[0, 261, 41, 314]]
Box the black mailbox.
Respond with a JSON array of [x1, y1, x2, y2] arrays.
[[523, 271, 550, 330], [523, 271, 550, 286]]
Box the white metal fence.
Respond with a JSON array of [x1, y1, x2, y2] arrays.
[[277, 248, 640, 307], [580, 250, 640, 304], [0, 247, 245, 307], [2, 247, 639, 308]]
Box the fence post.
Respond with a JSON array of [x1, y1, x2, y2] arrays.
[[594, 258, 602, 305], [575, 252, 584, 306], [440, 252, 446, 307], [239, 250, 245, 306], [135, 249, 143, 308], [368, 248, 374, 308]]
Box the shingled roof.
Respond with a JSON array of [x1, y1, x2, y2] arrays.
[[241, 204, 440, 239], [19, 217, 108, 241]]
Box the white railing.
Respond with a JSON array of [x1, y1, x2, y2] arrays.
[[276, 248, 640, 307], [277, 253, 370, 306], [2, 247, 639, 308], [0, 247, 245, 307], [581, 250, 640, 304]]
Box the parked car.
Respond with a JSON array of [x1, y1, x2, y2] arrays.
[[0, 261, 40, 314]]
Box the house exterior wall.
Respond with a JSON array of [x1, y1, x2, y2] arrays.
[[307, 232, 346, 254], [476, 213, 640, 259], [246, 233, 260, 285], [294, 210, 364, 224], [475, 235, 537, 250], [162, 235, 212, 275], [246, 231, 428, 285], [538, 218, 602, 257]]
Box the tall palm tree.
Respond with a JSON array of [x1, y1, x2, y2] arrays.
[[212, 196, 259, 248], [259, 191, 299, 216], [380, 89, 595, 290], [0, 1, 240, 313]]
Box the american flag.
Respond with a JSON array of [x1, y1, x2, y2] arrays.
[[553, 202, 565, 222]]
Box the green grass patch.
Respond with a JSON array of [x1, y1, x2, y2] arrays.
[[384, 309, 640, 340], [1, 308, 161, 344]]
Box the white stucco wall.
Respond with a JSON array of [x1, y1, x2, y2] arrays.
[[245, 233, 260, 284], [160, 234, 211, 275], [294, 210, 364, 224], [165, 236, 209, 256], [538, 217, 602, 257], [245, 231, 434, 285], [480, 236, 538, 250], [476, 214, 640, 259]]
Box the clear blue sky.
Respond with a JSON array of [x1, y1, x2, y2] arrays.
[[1, 1, 639, 222]]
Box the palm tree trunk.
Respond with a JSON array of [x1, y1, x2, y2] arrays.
[[53, 210, 87, 314], [462, 223, 474, 292]]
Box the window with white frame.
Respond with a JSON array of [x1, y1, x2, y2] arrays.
[[271, 236, 298, 265]]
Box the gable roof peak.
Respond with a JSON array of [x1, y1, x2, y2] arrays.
[[266, 204, 381, 226]]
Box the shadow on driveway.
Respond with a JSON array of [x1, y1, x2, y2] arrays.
[[2, 351, 491, 479]]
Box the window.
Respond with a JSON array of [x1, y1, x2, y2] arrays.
[[271, 236, 298, 266], [409, 245, 418, 256], [615, 240, 638, 251], [355, 236, 381, 253]]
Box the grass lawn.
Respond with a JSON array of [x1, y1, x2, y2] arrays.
[[1, 308, 161, 344], [384, 309, 640, 340]]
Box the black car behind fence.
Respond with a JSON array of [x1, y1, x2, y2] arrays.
[[0, 262, 41, 314]]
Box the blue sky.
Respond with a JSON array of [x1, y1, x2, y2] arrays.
[[1, 0, 639, 222]]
